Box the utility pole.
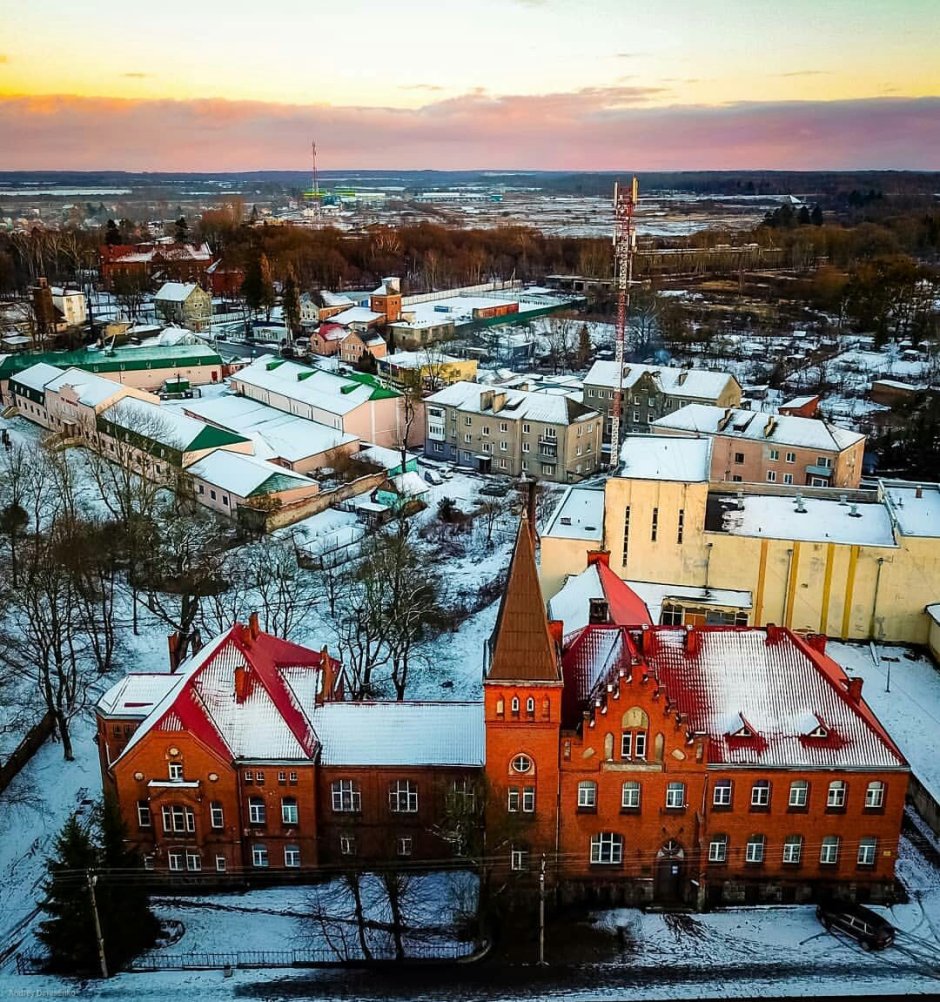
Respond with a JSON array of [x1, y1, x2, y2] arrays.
[[538, 853, 547, 966], [86, 870, 109, 979]]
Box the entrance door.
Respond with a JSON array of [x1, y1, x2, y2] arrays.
[[654, 840, 686, 904]]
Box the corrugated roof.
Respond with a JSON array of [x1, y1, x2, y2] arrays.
[[0, 344, 222, 381], [585, 361, 737, 401], [98, 672, 181, 717], [426, 380, 597, 426], [488, 519, 561, 682], [312, 702, 484, 766], [186, 449, 315, 498]]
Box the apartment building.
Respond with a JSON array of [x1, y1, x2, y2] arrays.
[[423, 380, 602, 482], [583, 362, 741, 438], [652, 404, 865, 488]]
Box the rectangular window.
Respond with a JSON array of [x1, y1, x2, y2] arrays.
[[332, 780, 362, 813], [500, 422, 508, 432], [244, 771, 253, 783], [252, 844, 269, 868], [541, 464, 555, 476], [621, 781, 640, 809], [751, 780, 770, 807], [783, 473, 794, 485], [522, 787, 535, 813], [827, 781, 846, 809], [713, 780, 732, 807], [523, 423, 531, 434], [281, 797, 299, 825], [708, 836, 728, 863], [389, 780, 418, 813], [209, 802, 224, 829], [767, 470, 777, 483], [789, 780, 808, 808], [820, 836, 840, 864], [464, 433, 471, 444], [745, 835, 765, 864], [577, 782, 597, 809], [168, 850, 183, 872], [215, 855, 227, 873], [783, 836, 803, 864], [508, 787, 520, 813], [510, 848, 528, 871], [769, 449, 779, 461], [666, 782, 686, 809], [248, 797, 266, 825], [284, 845, 301, 868], [500, 441, 507, 451], [786, 451, 796, 464], [677, 509, 684, 544], [622, 506, 630, 563], [169, 762, 183, 781], [857, 838, 877, 866], [481, 425, 489, 436], [734, 452, 745, 464], [340, 835, 356, 857], [590, 832, 624, 865], [137, 801, 151, 828], [162, 805, 195, 833], [289, 771, 298, 784], [256, 772, 265, 785], [185, 850, 201, 872], [278, 771, 287, 784], [634, 732, 647, 760], [397, 837, 413, 858], [651, 507, 658, 542], [465, 416, 472, 426], [865, 781, 885, 809]]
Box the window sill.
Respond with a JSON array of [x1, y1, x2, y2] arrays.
[[863, 806, 885, 815], [749, 804, 770, 813], [620, 806, 641, 815], [576, 806, 598, 815], [825, 806, 847, 815], [786, 805, 809, 814], [711, 804, 732, 812]]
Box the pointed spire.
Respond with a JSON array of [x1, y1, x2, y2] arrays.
[[487, 517, 561, 682]]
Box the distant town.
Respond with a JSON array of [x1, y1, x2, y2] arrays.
[[0, 167, 939, 998]]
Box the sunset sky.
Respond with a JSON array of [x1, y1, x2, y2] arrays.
[[1, 0, 938, 170]]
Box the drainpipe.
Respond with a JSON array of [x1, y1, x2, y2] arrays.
[[780, 548, 794, 625], [703, 543, 713, 598], [870, 557, 886, 641]]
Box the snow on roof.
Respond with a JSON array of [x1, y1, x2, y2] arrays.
[[44, 366, 127, 406], [927, 603, 940, 626], [155, 282, 202, 303], [543, 486, 605, 541], [311, 701, 484, 766], [183, 395, 356, 463], [356, 444, 405, 470], [645, 628, 907, 769], [315, 323, 348, 342], [781, 395, 818, 408], [329, 307, 384, 325], [115, 626, 326, 764], [713, 492, 896, 547], [10, 361, 64, 392], [619, 435, 711, 482], [186, 449, 315, 498], [389, 470, 429, 496], [548, 562, 652, 635], [584, 361, 737, 401], [882, 481, 940, 538], [321, 291, 354, 307], [381, 350, 463, 368], [426, 380, 597, 426], [232, 356, 383, 416], [98, 672, 181, 718], [564, 626, 907, 769], [654, 404, 864, 451], [625, 581, 752, 624], [101, 396, 236, 451]]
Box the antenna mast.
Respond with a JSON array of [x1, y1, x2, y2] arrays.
[[610, 176, 639, 465]]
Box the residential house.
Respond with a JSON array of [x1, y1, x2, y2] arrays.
[[186, 450, 321, 516], [99, 240, 214, 290], [583, 361, 742, 439], [339, 329, 388, 366], [308, 323, 348, 357], [369, 277, 402, 324], [388, 317, 456, 352], [651, 404, 865, 488], [377, 351, 477, 390], [423, 380, 602, 482], [154, 282, 213, 332]]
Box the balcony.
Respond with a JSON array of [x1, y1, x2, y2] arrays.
[[806, 464, 833, 478], [538, 437, 558, 459]]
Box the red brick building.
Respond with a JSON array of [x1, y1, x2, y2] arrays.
[[96, 617, 483, 875], [99, 242, 215, 291], [484, 522, 909, 907]]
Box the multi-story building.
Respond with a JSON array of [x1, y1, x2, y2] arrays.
[[423, 380, 602, 482], [99, 241, 215, 290], [540, 435, 940, 644], [338, 329, 388, 366], [97, 520, 908, 908], [377, 351, 477, 390], [154, 282, 213, 332], [583, 362, 741, 439], [652, 404, 865, 489]]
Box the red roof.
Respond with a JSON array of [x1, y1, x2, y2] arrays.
[[595, 558, 653, 627]]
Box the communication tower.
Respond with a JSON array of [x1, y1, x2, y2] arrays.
[[609, 176, 639, 463]]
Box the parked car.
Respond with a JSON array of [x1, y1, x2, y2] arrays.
[[424, 469, 444, 486], [816, 901, 895, 950], [440, 467, 454, 480]]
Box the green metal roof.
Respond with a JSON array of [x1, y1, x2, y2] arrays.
[[187, 425, 249, 452], [248, 472, 309, 497], [341, 370, 401, 401], [0, 345, 223, 381]]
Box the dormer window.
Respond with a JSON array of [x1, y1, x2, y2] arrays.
[[808, 724, 829, 739]]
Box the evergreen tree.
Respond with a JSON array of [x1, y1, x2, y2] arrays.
[[104, 219, 121, 246], [281, 266, 302, 334], [37, 815, 100, 974], [355, 349, 377, 374], [242, 251, 276, 321], [811, 204, 824, 226], [97, 795, 160, 971], [797, 206, 812, 225], [577, 324, 592, 367], [174, 216, 189, 243]]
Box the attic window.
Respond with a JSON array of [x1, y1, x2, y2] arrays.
[[560, 517, 572, 525], [731, 724, 753, 739], [808, 725, 828, 738]]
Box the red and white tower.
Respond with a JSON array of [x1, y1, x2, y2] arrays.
[[609, 177, 639, 464]]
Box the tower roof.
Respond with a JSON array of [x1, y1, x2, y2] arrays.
[[487, 518, 561, 683]]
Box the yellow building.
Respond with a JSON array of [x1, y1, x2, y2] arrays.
[[541, 435, 940, 645], [377, 351, 478, 390]]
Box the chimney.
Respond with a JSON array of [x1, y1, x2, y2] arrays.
[[641, 625, 658, 657], [234, 665, 252, 704], [589, 598, 610, 624], [548, 620, 564, 650], [586, 549, 610, 568], [916, 485, 923, 499], [684, 624, 701, 656], [317, 647, 336, 706], [248, 611, 261, 640], [167, 632, 182, 672], [763, 416, 777, 438], [848, 504, 862, 518], [492, 391, 507, 413], [846, 677, 863, 703], [677, 370, 689, 385], [480, 389, 494, 411], [765, 623, 781, 645]]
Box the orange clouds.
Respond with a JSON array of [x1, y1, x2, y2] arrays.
[[0, 90, 937, 171]]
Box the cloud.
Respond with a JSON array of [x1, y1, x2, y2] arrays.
[[121, 72, 152, 79], [0, 90, 937, 170], [778, 70, 830, 78], [400, 84, 444, 92]]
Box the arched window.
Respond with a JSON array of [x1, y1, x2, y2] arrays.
[[510, 696, 520, 714], [827, 780, 846, 809], [526, 696, 535, 715]]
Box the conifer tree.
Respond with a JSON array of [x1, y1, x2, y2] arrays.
[[37, 815, 100, 974], [282, 266, 302, 335], [242, 251, 276, 321]]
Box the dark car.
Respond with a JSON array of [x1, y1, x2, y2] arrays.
[[816, 901, 895, 950]]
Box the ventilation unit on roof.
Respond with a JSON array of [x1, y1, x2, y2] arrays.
[[736, 491, 745, 511], [794, 493, 807, 514], [848, 503, 862, 518], [838, 494, 848, 506]]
